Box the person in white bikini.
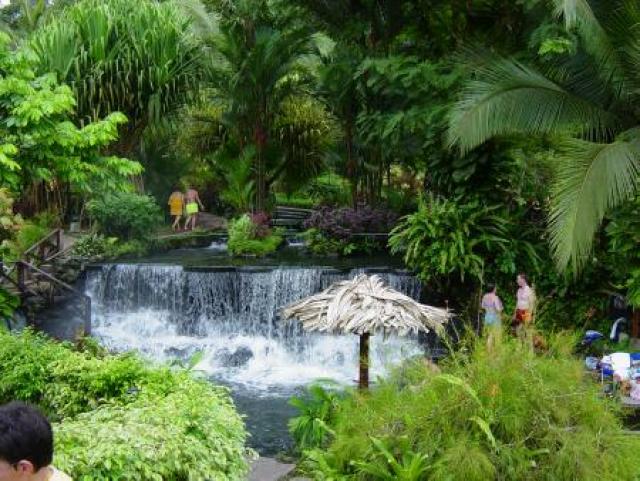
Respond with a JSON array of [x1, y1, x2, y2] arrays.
[[0, 402, 72, 481]]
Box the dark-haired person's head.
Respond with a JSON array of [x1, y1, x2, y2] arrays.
[[486, 283, 496, 293], [517, 273, 528, 287], [0, 402, 53, 480]]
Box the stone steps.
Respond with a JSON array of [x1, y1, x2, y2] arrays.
[[271, 206, 312, 230], [248, 457, 296, 481]]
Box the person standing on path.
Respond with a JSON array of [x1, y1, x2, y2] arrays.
[[0, 401, 72, 481], [512, 273, 534, 332], [481, 283, 503, 330], [184, 186, 204, 231], [167, 187, 185, 232]]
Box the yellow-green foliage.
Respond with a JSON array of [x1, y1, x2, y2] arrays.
[[54, 380, 249, 481], [0, 328, 250, 480], [302, 333, 640, 481], [227, 214, 283, 256]]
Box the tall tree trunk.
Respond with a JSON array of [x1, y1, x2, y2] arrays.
[[254, 123, 268, 212], [345, 121, 358, 209]]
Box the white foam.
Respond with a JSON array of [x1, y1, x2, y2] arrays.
[[92, 308, 422, 394]]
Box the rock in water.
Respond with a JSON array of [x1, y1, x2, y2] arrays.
[[217, 347, 254, 367]]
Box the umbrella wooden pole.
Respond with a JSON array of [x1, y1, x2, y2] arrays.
[[359, 333, 370, 390]]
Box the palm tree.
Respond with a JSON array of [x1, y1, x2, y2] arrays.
[[316, 44, 363, 207], [29, 0, 203, 158], [448, 0, 640, 275], [183, 0, 331, 211]]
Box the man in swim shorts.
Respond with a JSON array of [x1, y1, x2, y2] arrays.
[[184, 186, 205, 231], [512, 273, 534, 333]]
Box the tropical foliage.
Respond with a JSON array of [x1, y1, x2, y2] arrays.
[[299, 333, 640, 481], [288, 383, 341, 452], [87, 192, 162, 241], [0, 31, 140, 211], [30, 0, 203, 157], [448, 0, 640, 275], [180, 0, 336, 211], [389, 196, 542, 284], [227, 213, 283, 256], [0, 328, 250, 480]]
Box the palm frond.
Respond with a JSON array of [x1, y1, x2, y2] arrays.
[[552, 0, 600, 30], [448, 57, 618, 153], [549, 127, 640, 273], [172, 0, 220, 40], [602, 0, 640, 95], [551, 0, 626, 93]]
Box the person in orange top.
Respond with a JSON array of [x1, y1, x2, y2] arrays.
[[167, 187, 185, 232], [0, 402, 72, 481]]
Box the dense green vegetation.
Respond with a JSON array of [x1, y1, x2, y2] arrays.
[[0, 328, 250, 480], [1, 0, 637, 331], [227, 213, 284, 256], [291, 333, 640, 481], [2, 0, 640, 477]]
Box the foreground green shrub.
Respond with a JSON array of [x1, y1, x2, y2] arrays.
[[300, 333, 640, 481], [288, 383, 342, 452], [0, 329, 155, 417], [0, 328, 250, 480], [70, 233, 118, 260], [88, 192, 162, 240], [54, 378, 248, 480], [71, 234, 154, 261], [227, 214, 283, 256]]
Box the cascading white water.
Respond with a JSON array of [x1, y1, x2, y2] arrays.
[[86, 264, 424, 393]]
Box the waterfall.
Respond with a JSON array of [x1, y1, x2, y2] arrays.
[[86, 264, 424, 392]]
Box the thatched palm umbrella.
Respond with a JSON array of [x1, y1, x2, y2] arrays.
[[281, 274, 450, 389]]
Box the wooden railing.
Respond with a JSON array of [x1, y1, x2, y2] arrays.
[[15, 260, 91, 335], [22, 228, 63, 263], [0, 229, 92, 336]]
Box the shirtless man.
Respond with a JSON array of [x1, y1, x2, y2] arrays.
[[184, 186, 204, 231], [512, 273, 534, 332]]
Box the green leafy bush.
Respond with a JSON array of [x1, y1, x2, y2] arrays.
[[54, 379, 248, 481], [302, 228, 347, 256], [72, 234, 153, 261], [606, 195, 640, 307], [0, 287, 18, 321], [70, 234, 118, 260], [109, 239, 153, 258], [0, 189, 60, 261], [88, 192, 162, 240], [389, 196, 541, 283], [288, 383, 342, 452], [227, 214, 283, 256], [0, 189, 23, 247], [301, 333, 640, 481], [0, 328, 162, 418], [12, 223, 48, 255], [275, 192, 316, 209], [0, 328, 250, 480], [308, 174, 351, 206]]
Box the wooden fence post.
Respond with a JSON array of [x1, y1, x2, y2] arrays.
[[17, 262, 25, 294]]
